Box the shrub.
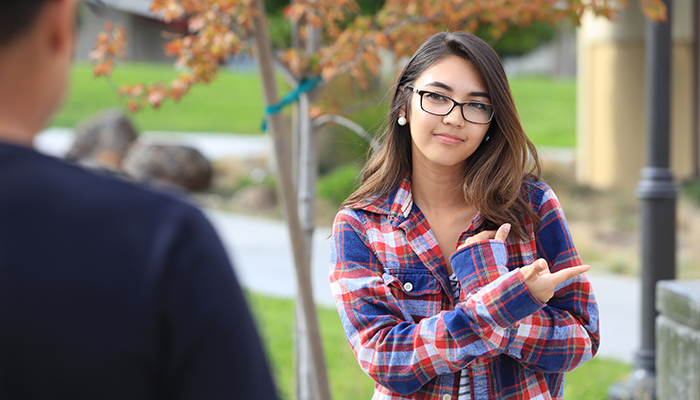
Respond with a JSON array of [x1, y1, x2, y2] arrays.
[[682, 178, 700, 206], [478, 22, 557, 57], [317, 164, 362, 207]]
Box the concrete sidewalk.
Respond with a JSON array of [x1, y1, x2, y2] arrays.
[[34, 127, 272, 160], [36, 127, 637, 363]]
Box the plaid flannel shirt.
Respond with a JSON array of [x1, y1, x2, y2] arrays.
[[329, 174, 599, 400]]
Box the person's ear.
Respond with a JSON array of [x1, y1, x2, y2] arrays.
[[44, 0, 78, 56]]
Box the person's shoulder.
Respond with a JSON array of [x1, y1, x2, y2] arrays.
[[520, 176, 557, 209], [332, 204, 387, 240], [333, 207, 368, 230], [1, 143, 199, 217]]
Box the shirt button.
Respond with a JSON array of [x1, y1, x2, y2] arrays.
[[403, 282, 413, 292], [442, 394, 452, 400]]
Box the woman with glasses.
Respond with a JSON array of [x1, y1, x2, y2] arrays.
[[329, 32, 599, 400]]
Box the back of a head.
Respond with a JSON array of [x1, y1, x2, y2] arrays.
[[0, 2, 48, 48]]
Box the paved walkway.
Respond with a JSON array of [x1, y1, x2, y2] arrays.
[[35, 127, 272, 160], [35, 127, 639, 363]]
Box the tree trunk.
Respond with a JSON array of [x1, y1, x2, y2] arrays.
[[249, 1, 331, 400], [295, 91, 320, 400], [295, 5, 325, 400]]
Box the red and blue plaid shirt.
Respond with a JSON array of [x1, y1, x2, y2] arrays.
[[329, 174, 599, 400]]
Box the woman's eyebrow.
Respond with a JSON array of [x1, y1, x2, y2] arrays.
[[469, 91, 491, 100], [425, 81, 453, 92], [424, 81, 490, 100]]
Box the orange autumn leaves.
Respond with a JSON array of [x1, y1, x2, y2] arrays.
[[91, 0, 667, 113]]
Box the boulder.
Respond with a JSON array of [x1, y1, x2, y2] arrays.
[[122, 143, 212, 192], [66, 109, 138, 169], [231, 185, 277, 210]]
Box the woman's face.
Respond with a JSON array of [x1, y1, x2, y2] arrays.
[[404, 55, 491, 174]]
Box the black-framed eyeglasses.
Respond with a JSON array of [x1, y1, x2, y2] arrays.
[[404, 85, 494, 124]]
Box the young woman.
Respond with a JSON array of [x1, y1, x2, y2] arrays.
[[329, 32, 599, 400]]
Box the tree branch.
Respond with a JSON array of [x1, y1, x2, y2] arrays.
[[313, 114, 380, 152], [273, 56, 300, 87]]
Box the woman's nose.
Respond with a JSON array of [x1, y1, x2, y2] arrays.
[[443, 105, 465, 127]]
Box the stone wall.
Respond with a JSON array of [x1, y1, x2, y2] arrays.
[[656, 280, 700, 399]]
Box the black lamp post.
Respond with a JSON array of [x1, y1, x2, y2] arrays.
[[608, 0, 678, 398]]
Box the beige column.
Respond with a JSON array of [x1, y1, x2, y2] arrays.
[[577, 0, 695, 194]]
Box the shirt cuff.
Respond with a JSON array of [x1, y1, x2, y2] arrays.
[[450, 240, 509, 293]]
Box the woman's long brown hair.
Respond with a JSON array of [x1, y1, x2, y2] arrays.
[[341, 32, 541, 241]]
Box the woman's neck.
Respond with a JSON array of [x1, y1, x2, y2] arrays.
[[411, 163, 468, 214]]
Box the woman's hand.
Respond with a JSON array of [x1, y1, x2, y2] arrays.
[[457, 223, 511, 250], [455, 223, 590, 302], [520, 259, 591, 303]]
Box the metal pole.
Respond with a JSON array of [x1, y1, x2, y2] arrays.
[[693, 0, 700, 178], [608, 0, 677, 398]]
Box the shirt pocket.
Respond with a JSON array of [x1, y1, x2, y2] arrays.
[[382, 268, 445, 322]]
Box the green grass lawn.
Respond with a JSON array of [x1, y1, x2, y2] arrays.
[[52, 63, 270, 134], [510, 76, 577, 147], [248, 293, 630, 400], [53, 63, 576, 147]]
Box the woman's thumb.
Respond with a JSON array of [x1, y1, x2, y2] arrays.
[[495, 223, 511, 242], [535, 259, 549, 275]]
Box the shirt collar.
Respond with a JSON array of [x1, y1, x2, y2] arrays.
[[355, 173, 414, 227], [354, 173, 488, 232]]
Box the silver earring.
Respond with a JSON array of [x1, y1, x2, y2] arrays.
[[398, 115, 407, 126], [484, 135, 490, 142]]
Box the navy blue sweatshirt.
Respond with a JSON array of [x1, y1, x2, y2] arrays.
[[0, 142, 279, 399]]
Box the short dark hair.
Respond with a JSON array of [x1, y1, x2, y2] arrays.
[[0, 1, 49, 47]]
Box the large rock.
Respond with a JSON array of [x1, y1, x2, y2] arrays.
[[231, 185, 277, 210], [66, 109, 138, 169], [122, 143, 212, 192]]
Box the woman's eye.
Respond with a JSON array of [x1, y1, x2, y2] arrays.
[[467, 102, 487, 111], [425, 92, 448, 103]]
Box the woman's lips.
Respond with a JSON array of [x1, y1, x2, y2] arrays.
[[434, 133, 463, 144]]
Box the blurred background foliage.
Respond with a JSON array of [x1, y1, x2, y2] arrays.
[[683, 178, 700, 206], [265, 0, 556, 56]]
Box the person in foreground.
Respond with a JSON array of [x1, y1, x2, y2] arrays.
[[329, 32, 599, 400], [0, 1, 278, 399]]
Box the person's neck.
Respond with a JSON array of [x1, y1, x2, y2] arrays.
[[0, 42, 45, 148], [0, 118, 36, 147], [0, 80, 38, 147], [411, 162, 468, 214]]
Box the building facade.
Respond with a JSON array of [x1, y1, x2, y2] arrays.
[[577, 0, 699, 193]]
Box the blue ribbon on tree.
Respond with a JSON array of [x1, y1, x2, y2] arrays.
[[261, 76, 322, 132]]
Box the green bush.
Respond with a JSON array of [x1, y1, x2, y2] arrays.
[[683, 178, 700, 206], [268, 13, 293, 50], [317, 164, 362, 206], [479, 22, 557, 57]]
